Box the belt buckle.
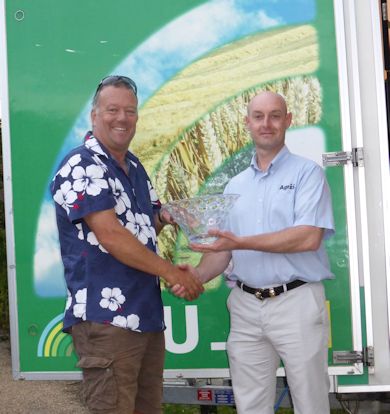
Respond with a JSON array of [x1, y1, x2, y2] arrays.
[[254, 287, 277, 300], [255, 289, 264, 300]]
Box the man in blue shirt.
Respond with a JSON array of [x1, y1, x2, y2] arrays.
[[51, 76, 203, 414], [187, 91, 335, 414]]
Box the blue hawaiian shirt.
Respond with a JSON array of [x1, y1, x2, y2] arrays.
[[51, 132, 165, 333]]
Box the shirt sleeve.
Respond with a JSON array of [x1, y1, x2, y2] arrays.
[[294, 164, 335, 239], [51, 152, 116, 223]]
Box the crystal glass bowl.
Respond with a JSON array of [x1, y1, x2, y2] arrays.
[[163, 194, 240, 244]]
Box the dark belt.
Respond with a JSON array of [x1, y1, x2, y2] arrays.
[[236, 279, 306, 300]]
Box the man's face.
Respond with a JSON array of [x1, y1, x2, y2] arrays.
[[91, 85, 138, 154], [245, 93, 292, 153]]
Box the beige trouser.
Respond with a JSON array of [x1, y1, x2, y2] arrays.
[[226, 282, 330, 414]]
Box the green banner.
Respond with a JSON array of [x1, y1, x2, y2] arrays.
[[4, 0, 356, 377]]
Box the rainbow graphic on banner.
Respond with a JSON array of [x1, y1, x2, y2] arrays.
[[37, 314, 74, 357]]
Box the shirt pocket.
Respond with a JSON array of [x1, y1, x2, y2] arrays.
[[269, 189, 295, 228]]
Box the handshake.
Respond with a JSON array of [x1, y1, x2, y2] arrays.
[[159, 194, 240, 301], [162, 229, 237, 301], [164, 263, 205, 301]]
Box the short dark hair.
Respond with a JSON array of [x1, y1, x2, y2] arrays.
[[92, 75, 138, 107]]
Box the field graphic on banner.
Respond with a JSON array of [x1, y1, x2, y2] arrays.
[[138, 72, 323, 262]]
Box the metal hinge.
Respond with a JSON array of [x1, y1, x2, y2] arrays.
[[333, 346, 374, 367], [322, 147, 364, 167]]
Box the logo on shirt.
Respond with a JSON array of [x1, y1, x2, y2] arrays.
[[279, 184, 295, 190]]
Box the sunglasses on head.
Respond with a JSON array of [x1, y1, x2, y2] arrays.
[[93, 75, 138, 102]]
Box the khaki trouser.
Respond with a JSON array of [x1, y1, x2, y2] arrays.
[[72, 321, 165, 414]]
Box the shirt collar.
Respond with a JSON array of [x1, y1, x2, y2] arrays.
[[84, 131, 139, 168], [250, 145, 290, 176]]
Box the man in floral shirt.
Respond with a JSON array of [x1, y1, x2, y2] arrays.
[[51, 76, 203, 414]]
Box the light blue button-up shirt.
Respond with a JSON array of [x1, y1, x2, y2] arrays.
[[224, 145, 335, 288]]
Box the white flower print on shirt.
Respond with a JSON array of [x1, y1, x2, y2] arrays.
[[99, 287, 125, 311], [75, 223, 84, 240], [85, 137, 106, 156], [149, 226, 157, 245], [65, 289, 72, 310], [86, 231, 108, 253], [125, 210, 155, 245], [112, 314, 140, 331], [72, 164, 108, 196], [58, 154, 82, 178], [53, 181, 78, 214], [147, 180, 158, 203], [109, 177, 131, 215], [73, 288, 87, 320], [92, 154, 108, 172]]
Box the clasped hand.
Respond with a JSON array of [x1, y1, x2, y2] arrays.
[[169, 264, 202, 300], [168, 229, 238, 300], [168, 265, 204, 301]]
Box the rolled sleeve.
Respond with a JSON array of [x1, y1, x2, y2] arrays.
[[52, 155, 116, 223], [294, 165, 335, 239]]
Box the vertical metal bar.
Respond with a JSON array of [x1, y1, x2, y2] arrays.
[[0, 0, 22, 379], [370, 0, 390, 354], [345, 0, 374, 367], [333, 0, 363, 365]]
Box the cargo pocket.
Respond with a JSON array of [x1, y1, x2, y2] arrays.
[[77, 356, 118, 410]]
